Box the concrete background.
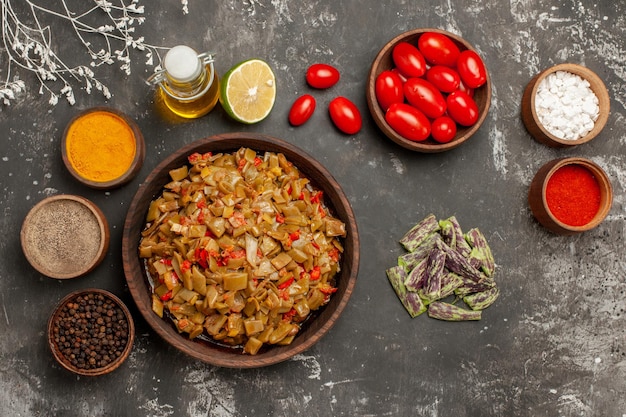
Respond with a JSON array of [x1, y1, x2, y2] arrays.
[[1, 0, 625, 416]]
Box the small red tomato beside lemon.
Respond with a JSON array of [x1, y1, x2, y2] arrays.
[[375, 70, 404, 112], [329, 97, 362, 135], [306, 64, 340, 89], [385, 103, 431, 142], [288, 94, 316, 126]]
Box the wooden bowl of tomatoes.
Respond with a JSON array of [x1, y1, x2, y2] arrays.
[[366, 28, 492, 153]]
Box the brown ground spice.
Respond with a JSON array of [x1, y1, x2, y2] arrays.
[[22, 198, 102, 276]]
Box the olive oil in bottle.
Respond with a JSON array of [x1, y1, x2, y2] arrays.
[[147, 45, 219, 119]]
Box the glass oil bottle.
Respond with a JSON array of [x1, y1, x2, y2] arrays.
[[147, 45, 219, 119]]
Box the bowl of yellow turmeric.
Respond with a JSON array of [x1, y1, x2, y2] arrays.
[[122, 132, 360, 368], [62, 107, 145, 190]]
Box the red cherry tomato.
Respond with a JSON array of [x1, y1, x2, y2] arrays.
[[417, 32, 461, 67], [431, 116, 457, 143], [392, 42, 427, 78], [385, 102, 431, 142], [457, 80, 474, 98], [391, 68, 408, 83], [426, 65, 461, 93], [375, 70, 404, 112], [306, 64, 340, 89], [403, 78, 446, 119], [329, 96, 362, 134], [446, 90, 479, 126], [457, 50, 487, 89], [288, 94, 316, 126]]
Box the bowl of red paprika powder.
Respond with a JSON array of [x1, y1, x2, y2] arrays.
[[528, 157, 612, 235]]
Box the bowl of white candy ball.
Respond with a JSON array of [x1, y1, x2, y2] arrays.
[[521, 63, 610, 148]]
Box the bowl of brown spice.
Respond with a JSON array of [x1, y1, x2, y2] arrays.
[[62, 107, 145, 190], [47, 288, 135, 376], [21, 194, 110, 279]]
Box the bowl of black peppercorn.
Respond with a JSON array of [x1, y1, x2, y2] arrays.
[[47, 288, 135, 376]]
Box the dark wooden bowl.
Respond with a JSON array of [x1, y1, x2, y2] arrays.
[[366, 28, 492, 153], [62, 107, 145, 190], [528, 157, 612, 235], [20, 194, 110, 279], [521, 63, 610, 148], [48, 288, 135, 376], [122, 133, 360, 368]]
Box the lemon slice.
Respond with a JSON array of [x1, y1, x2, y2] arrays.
[[220, 59, 276, 124]]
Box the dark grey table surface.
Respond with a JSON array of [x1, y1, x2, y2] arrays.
[[1, 0, 625, 416]]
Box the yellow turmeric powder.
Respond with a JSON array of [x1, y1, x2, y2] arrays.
[[65, 110, 137, 183]]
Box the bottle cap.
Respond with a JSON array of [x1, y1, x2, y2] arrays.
[[163, 45, 202, 83]]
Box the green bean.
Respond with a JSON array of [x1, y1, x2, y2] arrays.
[[463, 286, 500, 311], [427, 301, 482, 321], [438, 219, 456, 250], [465, 228, 495, 277], [386, 266, 426, 318], [438, 239, 484, 282], [403, 256, 428, 292], [399, 214, 440, 252], [398, 232, 441, 272], [419, 249, 446, 300], [438, 271, 463, 299], [444, 216, 473, 257]]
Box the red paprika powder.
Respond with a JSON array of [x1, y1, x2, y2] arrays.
[[545, 164, 601, 226]]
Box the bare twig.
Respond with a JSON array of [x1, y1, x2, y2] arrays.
[[0, 0, 183, 106]]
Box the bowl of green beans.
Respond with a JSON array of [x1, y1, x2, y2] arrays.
[[122, 132, 360, 368]]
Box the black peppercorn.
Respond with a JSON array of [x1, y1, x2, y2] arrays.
[[51, 291, 131, 372]]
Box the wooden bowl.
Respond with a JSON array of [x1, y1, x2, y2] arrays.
[[528, 157, 612, 235], [62, 107, 145, 190], [20, 195, 110, 279], [48, 288, 135, 376], [122, 133, 360, 368], [521, 63, 610, 147], [366, 28, 492, 152]]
